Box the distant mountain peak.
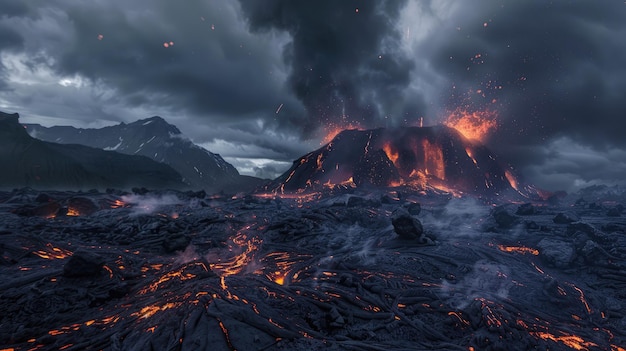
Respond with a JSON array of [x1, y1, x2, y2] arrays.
[[23, 115, 264, 192], [126, 116, 182, 136]]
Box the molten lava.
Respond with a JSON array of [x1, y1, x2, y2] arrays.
[[497, 245, 539, 256], [444, 108, 497, 142], [321, 123, 363, 145], [382, 143, 399, 166], [66, 207, 80, 216], [504, 170, 520, 191], [422, 139, 445, 180]]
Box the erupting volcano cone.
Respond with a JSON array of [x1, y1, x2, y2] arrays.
[[268, 125, 517, 197]]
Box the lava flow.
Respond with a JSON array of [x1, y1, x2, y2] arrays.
[[1, 183, 625, 350]]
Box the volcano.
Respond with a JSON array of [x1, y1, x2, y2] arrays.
[[268, 125, 519, 197]]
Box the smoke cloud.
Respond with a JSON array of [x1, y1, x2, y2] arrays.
[[238, 0, 417, 134]]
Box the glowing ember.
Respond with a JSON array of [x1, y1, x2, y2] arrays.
[[444, 108, 498, 142], [65, 207, 80, 216], [497, 245, 539, 255]]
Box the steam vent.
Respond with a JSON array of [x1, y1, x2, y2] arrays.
[[269, 125, 515, 197]]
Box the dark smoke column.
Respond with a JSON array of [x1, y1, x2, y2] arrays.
[[238, 0, 414, 134]]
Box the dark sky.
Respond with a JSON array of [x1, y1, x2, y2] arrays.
[[1, 0, 625, 191]]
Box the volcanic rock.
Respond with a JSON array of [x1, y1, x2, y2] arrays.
[[404, 202, 422, 216], [606, 205, 623, 217], [63, 250, 105, 277], [492, 205, 518, 228], [346, 195, 381, 208], [2, 187, 626, 350], [67, 197, 99, 216], [162, 234, 191, 253], [516, 203, 536, 216], [12, 202, 61, 217], [538, 238, 575, 268], [391, 208, 424, 240], [35, 193, 52, 203], [353, 149, 401, 187], [553, 211, 580, 224], [581, 240, 613, 266]]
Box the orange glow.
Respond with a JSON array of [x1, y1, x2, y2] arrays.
[[382, 143, 399, 165], [139, 262, 206, 294], [569, 284, 592, 314], [505, 170, 520, 191], [212, 229, 262, 277], [465, 147, 478, 165], [422, 140, 445, 180], [497, 245, 539, 256], [33, 243, 73, 260], [316, 154, 324, 171], [66, 207, 80, 216], [132, 302, 179, 319], [321, 123, 363, 145], [323, 177, 356, 189], [532, 331, 597, 350], [444, 108, 498, 142], [273, 271, 285, 285], [448, 311, 470, 326], [110, 199, 125, 208]]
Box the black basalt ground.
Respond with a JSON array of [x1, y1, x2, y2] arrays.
[[0, 187, 625, 350]]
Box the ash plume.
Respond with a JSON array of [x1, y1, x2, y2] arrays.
[[238, 0, 416, 134]]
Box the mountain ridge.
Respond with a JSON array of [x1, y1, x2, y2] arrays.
[[24, 116, 263, 193], [0, 111, 185, 190]]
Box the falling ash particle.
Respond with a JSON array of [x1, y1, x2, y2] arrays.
[[275, 103, 284, 114]]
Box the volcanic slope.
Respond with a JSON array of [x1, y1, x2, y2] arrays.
[[25, 116, 263, 193], [0, 111, 185, 190], [268, 126, 519, 197]]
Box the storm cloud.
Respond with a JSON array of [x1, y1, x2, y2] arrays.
[[0, 0, 625, 191]]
